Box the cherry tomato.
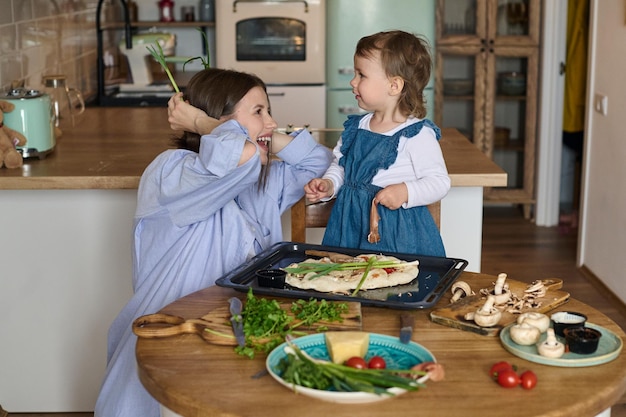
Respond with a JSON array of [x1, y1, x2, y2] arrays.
[[367, 356, 386, 369], [489, 361, 515, 380], [496, 369, 521, 388], [344, 356, 367, 369], [519, 370, 538, 390]]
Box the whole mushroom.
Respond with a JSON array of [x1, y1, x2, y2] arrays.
[[517, 312, 551, 333], [450, 281, 474, 303], [472, 295, 502, 327], [537, 328, 565, 358], [509, 321, 542, 345]]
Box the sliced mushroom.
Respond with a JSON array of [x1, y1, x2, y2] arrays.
[[450, 281, 474, 303]]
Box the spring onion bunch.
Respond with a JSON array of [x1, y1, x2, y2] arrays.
[[276, 341, 425, 394], [146, 41, 180, 93], [147, 28, 211, 94]]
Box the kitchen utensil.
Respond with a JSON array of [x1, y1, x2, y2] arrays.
[[132, 312, 238, 345], [399, 314, 415, 344], [430, 278, 569, 336], [266, 333, 434, 404], [215, 242, 468, 310], [132, 300, 363, 346], [42, 75, 85, 129], [1, 88, 56, 159], [229, 297, 246, 347]]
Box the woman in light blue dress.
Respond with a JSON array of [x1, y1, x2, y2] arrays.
[[94, 69, 332, 417]]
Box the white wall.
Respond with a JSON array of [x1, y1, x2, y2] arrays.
[[579, 0, 626, 302]]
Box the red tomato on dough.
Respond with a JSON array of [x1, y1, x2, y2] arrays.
[[345, 356, 367, 369], [497, 369, 521, 388], [367, 356, 386, 369], [519, 370, 538, 390]]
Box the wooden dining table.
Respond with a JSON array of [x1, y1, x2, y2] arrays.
[[135, 271, 626, 417]]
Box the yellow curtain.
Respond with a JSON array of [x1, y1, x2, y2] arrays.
[[563, 0, 590, 133]]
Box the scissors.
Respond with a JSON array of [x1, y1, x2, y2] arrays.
[[132, 308, 241, 346]]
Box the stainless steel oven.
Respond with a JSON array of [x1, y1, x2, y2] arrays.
[[215, 0, 326, 130]]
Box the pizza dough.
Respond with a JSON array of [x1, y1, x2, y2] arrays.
[[284, 254, 419, 295]]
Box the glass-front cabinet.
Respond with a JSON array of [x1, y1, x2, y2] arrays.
[[434, 0, 540, 218]]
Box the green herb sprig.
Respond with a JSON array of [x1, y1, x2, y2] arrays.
[[351, 255, 376, 296], [146, 28, 211, 94], [276, 341, 426, 394], [146, 41, 180, 93], [182, 28, 211, 70], [230, 289, 349, 359]]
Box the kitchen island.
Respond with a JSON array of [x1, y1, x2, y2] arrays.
[[0, 107, 505, 412]]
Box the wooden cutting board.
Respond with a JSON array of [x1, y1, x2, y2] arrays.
[[133, 299, 362, 346], [429, 278, 570, 336]]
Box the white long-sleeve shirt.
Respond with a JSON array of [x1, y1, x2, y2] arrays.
[[323, 113, 451, 208]]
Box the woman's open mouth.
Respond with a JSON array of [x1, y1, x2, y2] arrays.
[[257, 136, 271, 153]]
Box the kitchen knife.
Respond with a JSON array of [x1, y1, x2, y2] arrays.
[[229, 297, 246, 347], [399, 314, 415, 344]]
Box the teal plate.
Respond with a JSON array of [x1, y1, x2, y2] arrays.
[[265, 333, 435, 403], [500, 322, 623, 367]]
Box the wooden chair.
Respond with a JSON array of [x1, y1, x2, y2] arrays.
[[290, 197, 441, 242]]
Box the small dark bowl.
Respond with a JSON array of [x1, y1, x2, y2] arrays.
[[564, 327, 602, 354], [256, 269, 286, 289], [551, 311, 587, 337]]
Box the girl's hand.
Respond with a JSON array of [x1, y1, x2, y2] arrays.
[[167, 93, 220, 134], [375, 184, 408, 210], [304, 178, 334, 202]]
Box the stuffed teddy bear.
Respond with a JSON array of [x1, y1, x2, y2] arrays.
[[0, 100, 27, 169]]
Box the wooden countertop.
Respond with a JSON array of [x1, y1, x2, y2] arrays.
[[136, 272, 626, 417], [0, 107, 506, 190]]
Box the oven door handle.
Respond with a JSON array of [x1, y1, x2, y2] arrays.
[[233, 0, 309, 13]]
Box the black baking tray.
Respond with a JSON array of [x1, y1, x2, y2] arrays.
[[216, 242, 468, 310]]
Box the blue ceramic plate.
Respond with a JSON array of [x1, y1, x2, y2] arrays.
[[265, 333, 435, 404], [500, 322, 623, 367]]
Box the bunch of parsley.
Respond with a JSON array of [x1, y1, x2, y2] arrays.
[[233, 289, 348, 359]]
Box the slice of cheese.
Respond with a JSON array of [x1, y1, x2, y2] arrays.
[[325, 331, 369, 364]]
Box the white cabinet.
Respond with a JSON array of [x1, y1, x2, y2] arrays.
[[267, 85, 326, 131], [0, 190, 135, 411]]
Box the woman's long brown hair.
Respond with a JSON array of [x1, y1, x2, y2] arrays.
[[172, 68, 271, 189]]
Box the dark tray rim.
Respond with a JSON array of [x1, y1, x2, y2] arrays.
[[216, 242, 468, 310]]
